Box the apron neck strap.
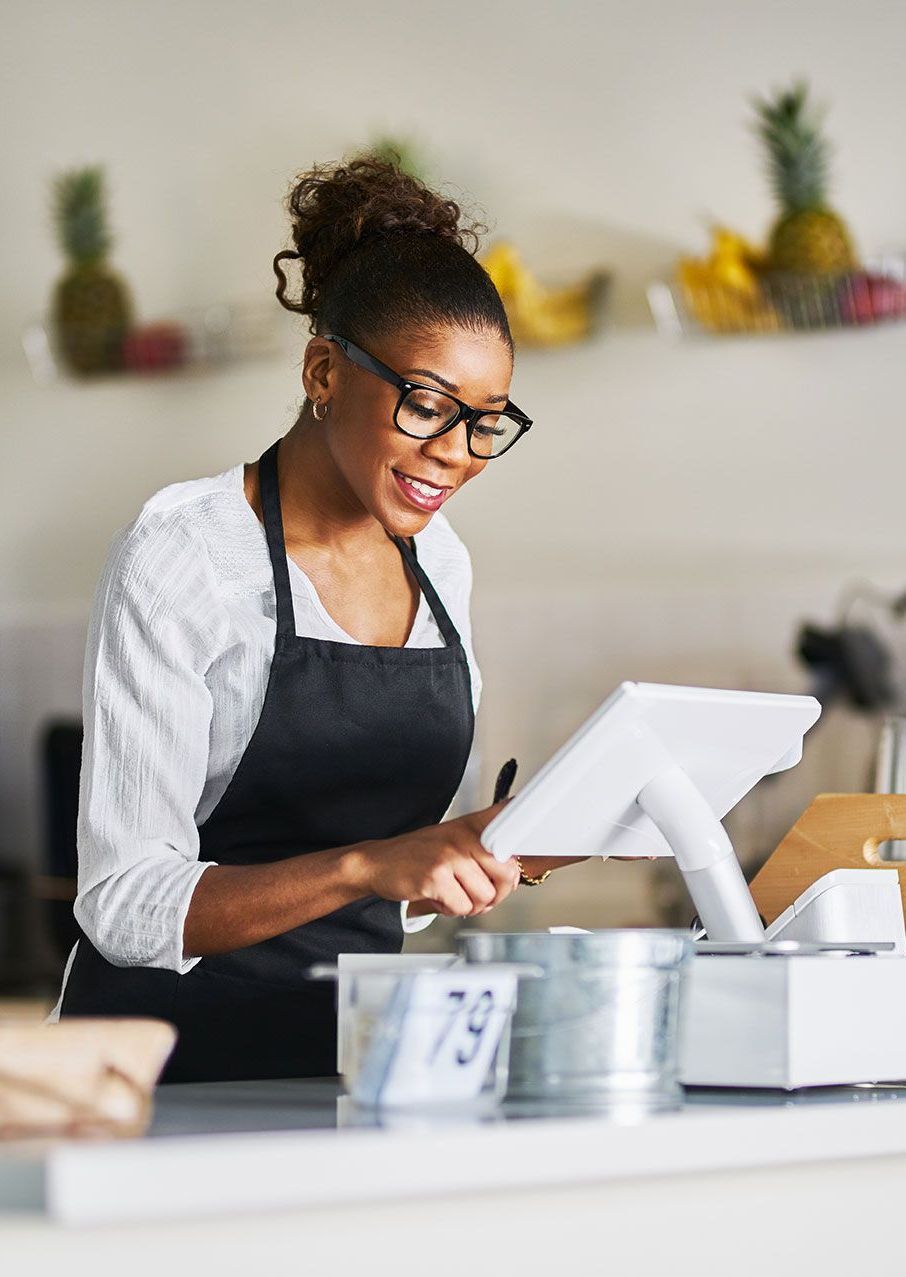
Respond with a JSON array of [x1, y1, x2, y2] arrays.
[[393, 535, 462, 648], [258, 439, 463, 649], [258, 440, 296, 638]]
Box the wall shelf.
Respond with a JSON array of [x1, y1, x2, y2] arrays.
[[21, 300, 290, 386]]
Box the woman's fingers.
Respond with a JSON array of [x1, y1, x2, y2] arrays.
[[452, 858, 502, 916], [471, 848, 520, 905], [457, 850, 521, 913], [430, 873, 476, 918]]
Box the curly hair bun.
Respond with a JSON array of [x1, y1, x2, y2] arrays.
[[274, 155, 485, 324]]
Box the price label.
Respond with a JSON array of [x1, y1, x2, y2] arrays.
[[351, 969, 518, 1108]]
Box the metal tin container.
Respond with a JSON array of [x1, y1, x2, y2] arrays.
[[457, 930, 693, 1109]]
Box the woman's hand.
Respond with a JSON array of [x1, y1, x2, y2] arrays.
[[344, 801, 521, 919], [184, 803, 516, 957]]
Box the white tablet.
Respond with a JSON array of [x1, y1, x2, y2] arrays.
[[481, 681, 821, 863]]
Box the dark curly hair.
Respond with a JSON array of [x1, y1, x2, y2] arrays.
[[273, 155, 512, 354]]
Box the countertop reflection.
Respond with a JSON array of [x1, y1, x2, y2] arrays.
[[147, 1076, 906, 1140]]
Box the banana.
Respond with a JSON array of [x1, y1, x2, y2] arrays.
[[480, 242, 607, 347], [677, 227, 780, 333]]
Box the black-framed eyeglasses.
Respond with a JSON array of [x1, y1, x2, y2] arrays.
[[323, 333, 532, 460]]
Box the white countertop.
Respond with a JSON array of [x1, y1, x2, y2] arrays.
[[5, 1079, 906, 1225]]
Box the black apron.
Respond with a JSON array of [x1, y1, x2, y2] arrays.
[[61, 439, 475, 1082]]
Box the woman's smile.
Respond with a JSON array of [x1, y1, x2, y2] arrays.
[[391, 468, 454, 512]]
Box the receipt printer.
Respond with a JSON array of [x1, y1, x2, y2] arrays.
[[681, 868, 906, 1089]]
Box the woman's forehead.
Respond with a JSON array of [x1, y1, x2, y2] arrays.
[[380, 325, 513, 396]]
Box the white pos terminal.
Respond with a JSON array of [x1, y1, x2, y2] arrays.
[[481, 681, 822, 942]]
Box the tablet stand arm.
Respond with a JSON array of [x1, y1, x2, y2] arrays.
[[637, 765, 765, 942]]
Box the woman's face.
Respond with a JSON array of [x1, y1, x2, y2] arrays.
[[304, 324, 514, 538]]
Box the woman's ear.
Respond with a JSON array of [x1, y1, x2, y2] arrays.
[[301, 336, 334, 404]]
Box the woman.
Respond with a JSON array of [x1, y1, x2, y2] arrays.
[[58, 158, 576, 1083]]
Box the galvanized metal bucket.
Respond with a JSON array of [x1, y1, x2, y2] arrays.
[[456, 930, 693, 1109]]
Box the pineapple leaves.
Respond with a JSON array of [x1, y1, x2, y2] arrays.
[[752, 80, 831, 213], [52, 166, 113, 265]]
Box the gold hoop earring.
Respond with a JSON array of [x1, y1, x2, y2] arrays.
[[312, 398, 329, 422]]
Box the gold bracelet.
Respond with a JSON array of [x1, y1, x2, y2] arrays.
[[515, 856, 552, 887]]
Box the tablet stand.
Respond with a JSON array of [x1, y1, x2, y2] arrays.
[[637, 765, 765, 942]]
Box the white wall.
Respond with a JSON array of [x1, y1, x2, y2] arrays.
[[5, 0, 906, 347], [2, 1, 906, 928]]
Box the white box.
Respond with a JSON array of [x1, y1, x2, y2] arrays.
[[766, 869, 906, 954], [681, 954, 906, 1089]]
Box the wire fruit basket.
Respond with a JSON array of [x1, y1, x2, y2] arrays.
[[648, 253, 906, 338], [22, 299, 287, 385]]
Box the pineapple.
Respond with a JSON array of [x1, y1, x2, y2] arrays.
[[754, 82, 857, 275], [51, 167, 132, 374]]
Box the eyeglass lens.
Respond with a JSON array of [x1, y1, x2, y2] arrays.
[[397, 387, 523, 458]]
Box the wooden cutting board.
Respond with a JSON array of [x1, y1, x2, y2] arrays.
[[749, 793, 906, 925]]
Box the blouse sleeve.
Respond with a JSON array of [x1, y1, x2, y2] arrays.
[[74, 510, 229, 974]]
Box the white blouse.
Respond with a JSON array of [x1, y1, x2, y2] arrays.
[[61, 461, 482, 993]]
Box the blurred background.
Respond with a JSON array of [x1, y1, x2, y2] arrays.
[[3, 0, 906, 987]]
